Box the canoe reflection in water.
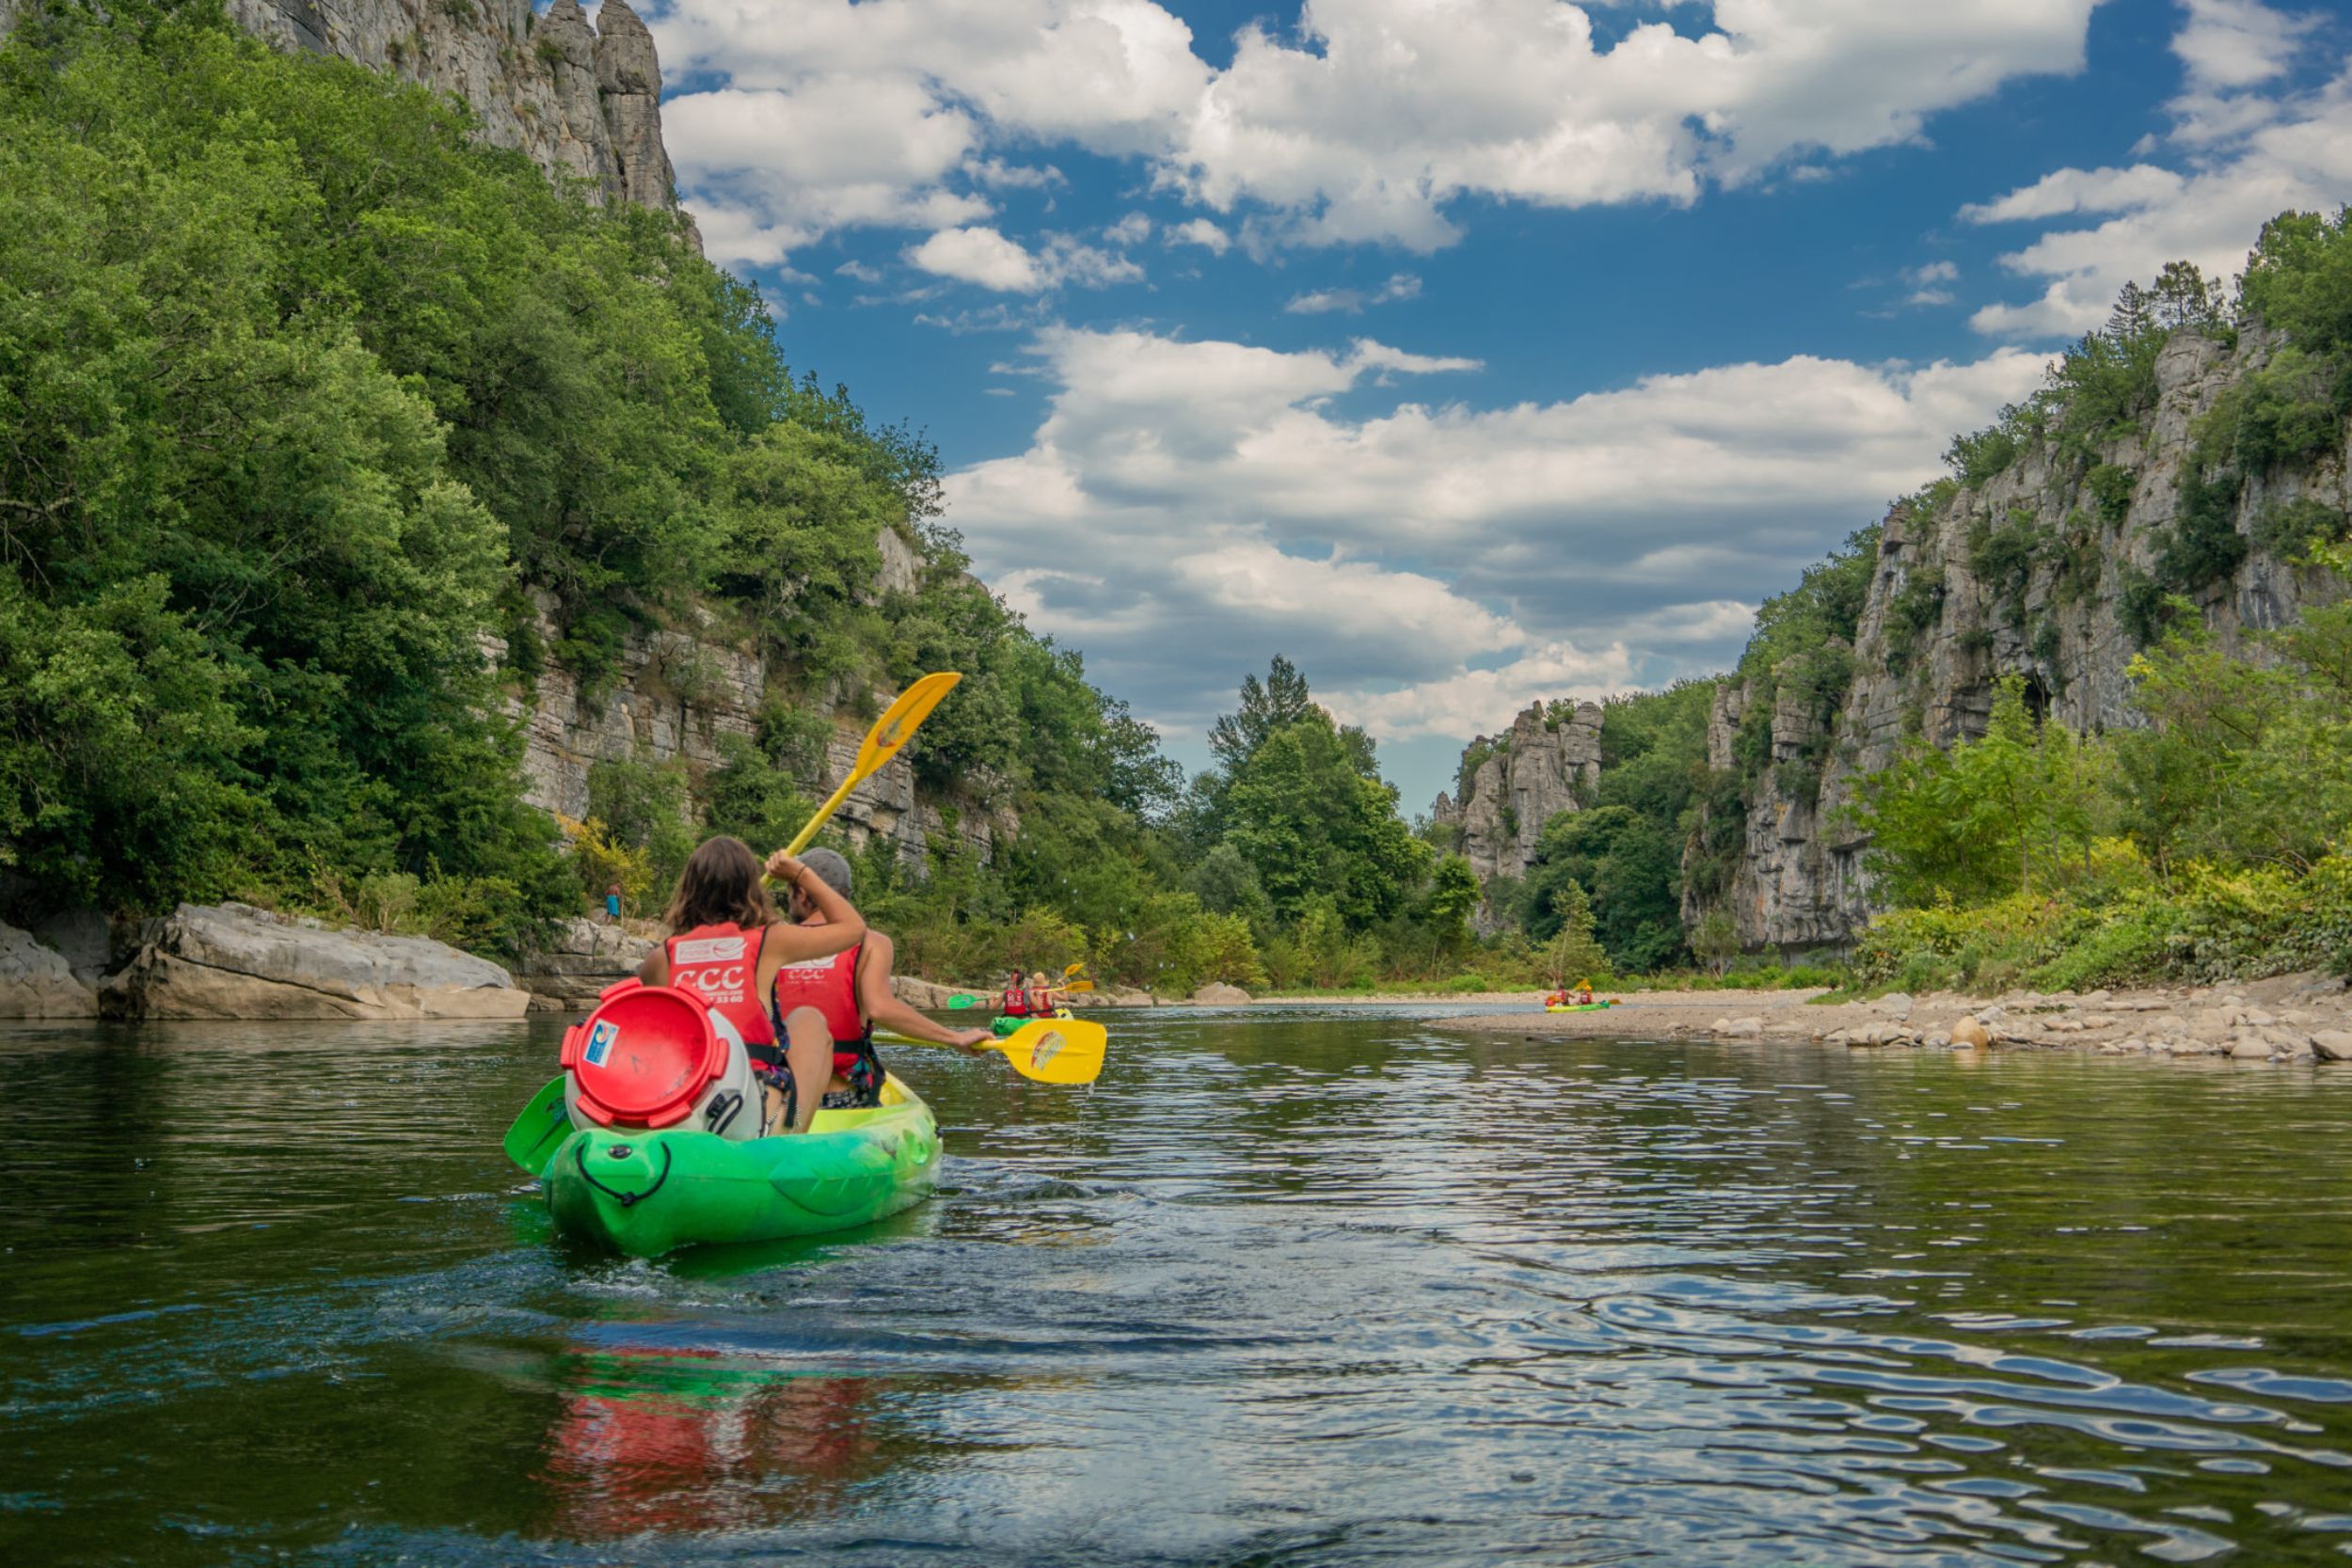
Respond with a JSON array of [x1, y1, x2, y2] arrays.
[[536, 1344, 888, 1537]]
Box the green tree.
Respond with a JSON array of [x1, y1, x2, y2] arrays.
[[1222, 714, 1431, 927], [1207, 654, 1316, 774], [1851, 679, 2112, 905]]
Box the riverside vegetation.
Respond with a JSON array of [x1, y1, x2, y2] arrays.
[[4, 8, 2346, 1005]]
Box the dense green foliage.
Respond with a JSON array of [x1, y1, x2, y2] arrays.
[[0, 8, 591, 945], [1503, 680, 1716, 974], [0, 10, 1162, 960]]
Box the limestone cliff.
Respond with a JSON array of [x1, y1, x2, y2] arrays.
[[496, 533, 1014, 876], [222, 0, 688, 227], [1688, 327, 2347, 953], [1430, 700, 1602, 888]]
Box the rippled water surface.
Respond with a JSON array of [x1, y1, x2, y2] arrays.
[[5, 1009, 2352, 1566]]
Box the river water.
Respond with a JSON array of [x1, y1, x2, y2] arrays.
[[4, 1008, 2350, 1566]]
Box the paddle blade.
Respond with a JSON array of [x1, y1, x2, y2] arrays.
[[1062, 961, 1086, 976], [946, 994, 979, 1009], [782, 671, 961, 857], [854, 672, 960, 780], [995, 1019, 1106, 1085], [501, 1074, 573, 1176]]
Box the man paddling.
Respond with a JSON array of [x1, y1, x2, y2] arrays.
[[776, 849, 993, 1104]]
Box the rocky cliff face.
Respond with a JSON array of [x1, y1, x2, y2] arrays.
[[499, 530, 1014, 876], [224, 0, 688, 224], [1691, 328, 2347, 953], [1431, 700, 1602, 890]]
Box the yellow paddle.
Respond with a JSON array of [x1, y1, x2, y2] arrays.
[[875, 1018, 1107, 1085], [781, 672, 961, 858]]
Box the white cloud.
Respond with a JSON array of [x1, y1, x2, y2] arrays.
[[2173, 0, 2314, 92], [1966, 1, 2352, 340], [905, 227, 1148, 293], [1284, 272, 1423, 314], [651, 0, 2106, 257], [1900, 261, 1959, 308], [1960, 164, 2190, 224], [1104, 212, 1153, 246], [1166, 216, 1232, 254], [944, 325, 2046, 751], [1324, 644, 1640, 742], [663, 80, 993, 261], [834, 259, 883, 283], [907, 226, 1046, 292]]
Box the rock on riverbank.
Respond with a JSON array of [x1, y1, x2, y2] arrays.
[[512, 917, 656, 1012], [0, 920, 98, 1017], [99, 904, 531, 1022], [1452, 972, 2352, 1066]]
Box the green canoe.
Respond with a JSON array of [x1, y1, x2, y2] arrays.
[[541, 1075, 940, 1257], [990, 1008, 1073, 1037]]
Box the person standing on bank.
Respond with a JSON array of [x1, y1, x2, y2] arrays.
[[636, 837, 866, 1136], [773, 848, 993, 1109]]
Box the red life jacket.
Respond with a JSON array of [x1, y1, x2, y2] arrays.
[[1002, 985, 1029, 1018], [770, 942, 870, 1075], [664, 924, 773, 1047]]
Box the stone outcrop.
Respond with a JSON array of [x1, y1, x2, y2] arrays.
[[0, 921, 99, 1018], [589, 0, 675, 211], [1190, 982, 1252, 1006], [99, 903, 530, 1021], [1432, 700, 1603, 888], [215, 0, 691, 232], [510, 916, 653, 1011], [1688, 326, 2345, 952]]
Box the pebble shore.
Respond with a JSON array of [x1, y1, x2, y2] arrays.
[[1451, 970, 2352, 1066]]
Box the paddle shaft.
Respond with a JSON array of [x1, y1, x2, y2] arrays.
[[783, 771, 860, 857]]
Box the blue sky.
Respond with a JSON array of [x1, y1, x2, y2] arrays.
[[621, 0, 2352, 814]]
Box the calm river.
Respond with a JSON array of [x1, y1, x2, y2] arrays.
[[4, 1008, 2350, 1566]]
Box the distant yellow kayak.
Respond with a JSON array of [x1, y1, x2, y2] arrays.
[[1545, 1001, 1615, 1013]]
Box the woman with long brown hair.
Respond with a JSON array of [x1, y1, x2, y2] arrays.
[[637, 836, 865, 1135]]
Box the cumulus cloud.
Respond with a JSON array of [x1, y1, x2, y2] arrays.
[[662, 78, 993, 264], [905, 226, 1148, 293], [1324, 644, 1640, 742], [1166, 216, 1232, 254], [907, 226, 1047, 292], [943, 325, 2046, 751], [1964, 0, 2352, 340], [650, 0, 2105, 258]]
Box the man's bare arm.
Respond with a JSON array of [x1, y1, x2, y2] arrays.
[[859, 934, 990, 1050]]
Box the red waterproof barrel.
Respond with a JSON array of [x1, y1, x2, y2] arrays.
[[560, 979, 726, 1129]]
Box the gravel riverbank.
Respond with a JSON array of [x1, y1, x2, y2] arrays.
[[1449, 971, 2352, 1066]]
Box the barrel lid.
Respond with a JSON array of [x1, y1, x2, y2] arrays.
[[560, 980, 723, 1129]]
